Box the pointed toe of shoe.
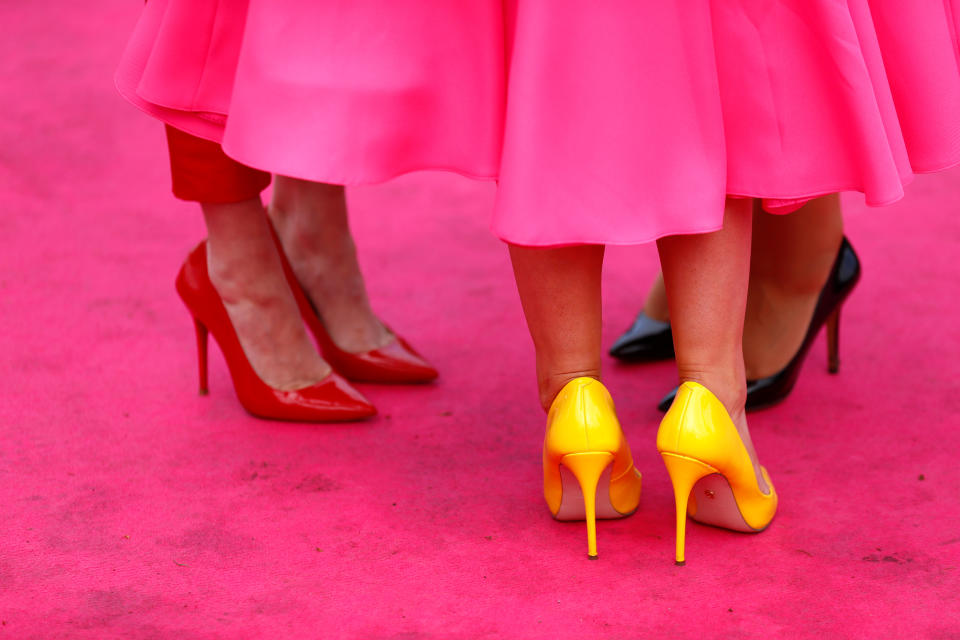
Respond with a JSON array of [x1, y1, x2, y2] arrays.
[[609, 313, 674, 362], [331, 336, 438, 384], [242, 373, 377, 422], [379, 338, 439, 382], [299, 373, 378, 420]]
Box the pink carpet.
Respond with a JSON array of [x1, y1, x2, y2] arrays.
[[3, 3, 959, 638]]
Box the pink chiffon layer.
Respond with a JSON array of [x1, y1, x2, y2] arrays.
[[116, 0, 504, 185], [117, 1, 960, 246]]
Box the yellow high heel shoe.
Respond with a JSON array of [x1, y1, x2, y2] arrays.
[[544, 377, 643, 559], [657, 381, 777, 565]]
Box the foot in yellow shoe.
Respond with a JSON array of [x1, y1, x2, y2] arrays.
[[657, 381, 777, 565], [543, 377, 643, 559]]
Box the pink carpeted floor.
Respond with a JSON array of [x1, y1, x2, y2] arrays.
[[3, 3, 959, 638]]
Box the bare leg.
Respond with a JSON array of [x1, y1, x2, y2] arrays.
[[509, 244, 605, 410], [657, 199, 768, 492], [744, 195, 843, 378], [268, 176, 393, 353], [202, 198, 332, 390], [641, 272, 669, 322]]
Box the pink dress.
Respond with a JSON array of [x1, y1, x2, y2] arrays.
[[116, 0, 504, 184], [493, 0, 960, 246], [118, 1, 960, 246]]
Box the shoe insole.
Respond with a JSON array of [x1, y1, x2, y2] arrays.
[[554, 462, 625, 521], [690, 474, 760, 533]]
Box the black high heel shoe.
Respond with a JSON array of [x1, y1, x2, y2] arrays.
[[609, 312, 674, 361], [656, 236, 861, 412]]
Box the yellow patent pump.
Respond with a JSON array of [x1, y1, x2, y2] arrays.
[[543, 377, 643, 558], [657, 382, 777, 565]]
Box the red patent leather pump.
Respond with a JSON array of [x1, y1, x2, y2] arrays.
[[176, 241, 377, 422]]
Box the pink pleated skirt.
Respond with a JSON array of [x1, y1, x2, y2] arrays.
[[117, 1, 960, 246]]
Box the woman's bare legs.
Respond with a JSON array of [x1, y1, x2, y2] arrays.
[[509, 244, 605, 410], [637, 195, 843, 378], [657, 199, 768, 492], [744, 195, 843, 378], [268, 176, 393, 353], [202, 198, 332, 390]]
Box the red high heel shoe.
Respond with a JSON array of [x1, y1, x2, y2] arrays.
[[175, 241, 377, 422], [269, 229, 439, 384]]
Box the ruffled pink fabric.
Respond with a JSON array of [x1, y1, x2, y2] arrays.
[[117, 1, 960, 246], [116, 0, 504, 184], [715, 0, 960, 213], [492, 0, 960, 245]]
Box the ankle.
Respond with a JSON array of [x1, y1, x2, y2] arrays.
[[269, 182, 347, 242], [269, 204, 356, 267], [539, 369, 602, 411], [743, 278, 826, 379], [642, 299, 669, 324], [205, 241, 285, 305], [676, 366, 746, 418]]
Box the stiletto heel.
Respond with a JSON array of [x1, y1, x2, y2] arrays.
[[657, 236, 861, 411], [657, 382, 777, 564], [661, 453, 715, 565], [543, 378, 642, 558], [175, 241, 377, 422], [267, 223, 438, 384], [194, 318, 209, 395], [559, 451, 615, 559], [826, 308, 840, 373]]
